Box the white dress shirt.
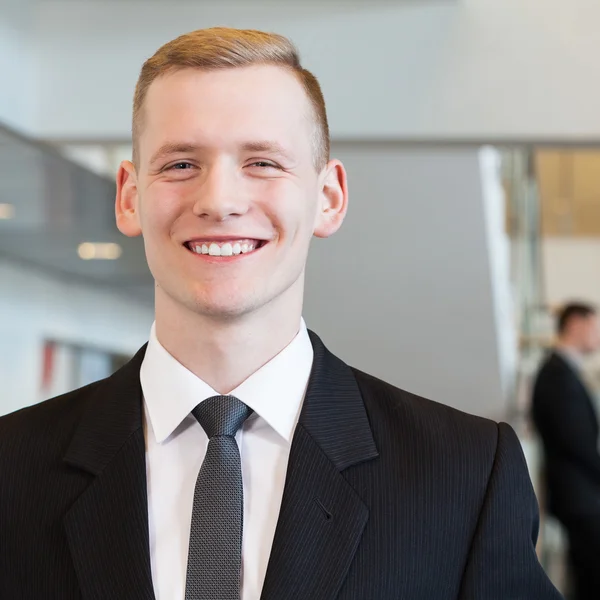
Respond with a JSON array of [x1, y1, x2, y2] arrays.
[[140, 320, 313, 600]]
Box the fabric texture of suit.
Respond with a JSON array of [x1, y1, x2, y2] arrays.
[[1, 331, 561, 599]]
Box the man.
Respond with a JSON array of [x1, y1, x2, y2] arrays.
[[0, 27, 561, 600], [533, 303, 600, 600]]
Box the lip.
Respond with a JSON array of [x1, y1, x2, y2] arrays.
[[185, 235, 267, 244]]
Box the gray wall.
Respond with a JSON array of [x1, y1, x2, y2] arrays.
[[304, 144, 506, 420]]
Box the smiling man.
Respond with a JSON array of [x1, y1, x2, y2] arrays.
[[0, 28, 562, 600]]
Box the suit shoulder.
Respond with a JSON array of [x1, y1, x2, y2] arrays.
[[533, 353, 578, 393], [351, 367, 499, 448], [0, 378, 106, 448], [536, 352, 570, 378]]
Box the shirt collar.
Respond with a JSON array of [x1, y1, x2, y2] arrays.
[[140, 320, 313, 444]]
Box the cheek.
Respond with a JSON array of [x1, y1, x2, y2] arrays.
[[139, 186, 187, 235], [259, 184, 318, 236]]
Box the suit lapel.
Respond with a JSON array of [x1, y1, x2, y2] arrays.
[[63, 345, 155, 600], [261, 331, 379, 600], [60, 332, 377, 600]]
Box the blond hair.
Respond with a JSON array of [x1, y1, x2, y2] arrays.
[[132, 27, 329, 170]]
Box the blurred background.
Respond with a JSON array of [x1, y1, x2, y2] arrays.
[[3, 0, 600, 593]]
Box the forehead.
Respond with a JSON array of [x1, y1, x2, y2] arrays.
[[140, 65, 314, 157]]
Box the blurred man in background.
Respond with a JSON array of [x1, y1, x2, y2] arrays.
[[533, 303, 600, 600]]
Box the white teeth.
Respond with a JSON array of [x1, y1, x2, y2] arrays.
[[189, 240, 262, 256]]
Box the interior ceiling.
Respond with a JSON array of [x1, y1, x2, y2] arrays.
[[0, 125, 154, 303]]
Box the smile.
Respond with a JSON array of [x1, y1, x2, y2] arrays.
[[184, 238, 267, 257]]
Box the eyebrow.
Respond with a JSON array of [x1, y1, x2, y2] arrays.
[[149, 143, 200, 166], [148, 140, 296, 166], [240, 141, 295, 163]]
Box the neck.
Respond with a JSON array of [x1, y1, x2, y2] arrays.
[[154, 289, 304, 394]]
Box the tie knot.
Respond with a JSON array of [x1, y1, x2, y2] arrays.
[[192, 395, 252, 438]]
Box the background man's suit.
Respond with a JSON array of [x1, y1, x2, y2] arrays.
[[1, 332, 561, 599], [533, 351, 600, 597]]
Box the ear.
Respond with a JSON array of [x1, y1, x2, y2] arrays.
[[115, 160, 142, 237], [313, 159, 349, 239]]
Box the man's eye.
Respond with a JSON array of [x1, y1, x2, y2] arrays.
[[170, 162, 193, 170], [250, 161, 280, 169]]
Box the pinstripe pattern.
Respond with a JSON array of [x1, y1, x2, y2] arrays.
[[0, 346, 155, 600], [0, 334, 562, 599]]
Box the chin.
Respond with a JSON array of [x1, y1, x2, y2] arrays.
[[187, 277, 268, 315], [186, 292, 258, 321]]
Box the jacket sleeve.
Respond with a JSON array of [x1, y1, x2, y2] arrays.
[[457, 423, 564, 599]]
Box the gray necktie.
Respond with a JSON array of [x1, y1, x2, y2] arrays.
[[185, 395, 252, 600]]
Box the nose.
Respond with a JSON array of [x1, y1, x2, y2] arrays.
[[192, 161, 249, 221]]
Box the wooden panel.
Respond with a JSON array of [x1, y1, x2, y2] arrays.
[[536, 150, 573, 236], [574, 201, 600, 236], [535, 149, 600, 237], [572, 151, 600, 201]]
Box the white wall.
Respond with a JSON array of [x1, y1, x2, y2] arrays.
[[0, 0, 37, 133], [543, 239, 600, 308], [24, 0, 600, 142], [304, 143, 511, 420], [0, 258, 153, 415], [480, 147, 517, 402]]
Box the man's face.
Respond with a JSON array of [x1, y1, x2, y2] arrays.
[[581, 314, 600, 354], [116, 65, 347, 321]]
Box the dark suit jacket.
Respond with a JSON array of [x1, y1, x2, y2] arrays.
[[532, 351, 600, 519], [1, 332, 561, 599]]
